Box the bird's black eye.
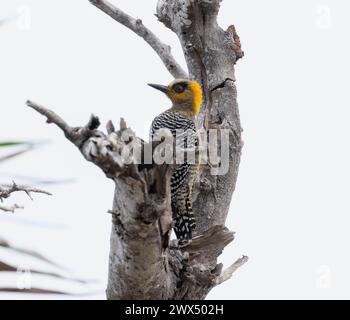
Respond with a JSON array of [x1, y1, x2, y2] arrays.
[[173, 83, 186, 94]]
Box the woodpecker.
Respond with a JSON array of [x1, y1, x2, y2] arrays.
[[148, 79, 203, 242]]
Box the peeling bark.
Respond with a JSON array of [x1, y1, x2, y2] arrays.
[[27, 0, 247, 300], [156, 0, 244, 288]]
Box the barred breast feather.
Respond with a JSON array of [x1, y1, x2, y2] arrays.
[[150, 110, 198, 241]]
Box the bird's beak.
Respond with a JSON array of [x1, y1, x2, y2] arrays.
[[148, 83, 169, 94]]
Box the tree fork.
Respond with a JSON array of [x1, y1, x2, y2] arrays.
[[26, 0, 247, 300]]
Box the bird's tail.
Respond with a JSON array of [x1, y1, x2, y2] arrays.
[[171, 194, 196, 241]]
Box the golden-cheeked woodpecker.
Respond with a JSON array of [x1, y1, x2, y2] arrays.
[[148, 79, 203, 241]]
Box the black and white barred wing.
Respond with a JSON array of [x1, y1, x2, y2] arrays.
[[150, 111, 197, 195], [150, 111, 196, 149]]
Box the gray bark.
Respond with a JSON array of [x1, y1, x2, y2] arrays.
[[0, 182, 51, 213], [27, 0, 247, 300]]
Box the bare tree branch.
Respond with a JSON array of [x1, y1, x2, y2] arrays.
[[26, 100, 98, 147], [26, 0, 246, 300], [0, 203, 23, 213], [27, 100, 141, 180], [89, 0, 187, 79], [0, 181, 51, 213], [214, 255, 248, 286], [27, 99, 241, 299], [0, 181, 52, 201]]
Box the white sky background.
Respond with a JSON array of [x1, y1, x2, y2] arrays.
[[0, 0, 349, 299]]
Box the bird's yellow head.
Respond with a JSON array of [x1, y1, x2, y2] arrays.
[[148, 79, 203, 115]]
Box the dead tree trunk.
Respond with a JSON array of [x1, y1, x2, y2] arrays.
[[27, 0, 247, 300]]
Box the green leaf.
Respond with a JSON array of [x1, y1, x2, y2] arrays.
[[0, 141, 30, 148]]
